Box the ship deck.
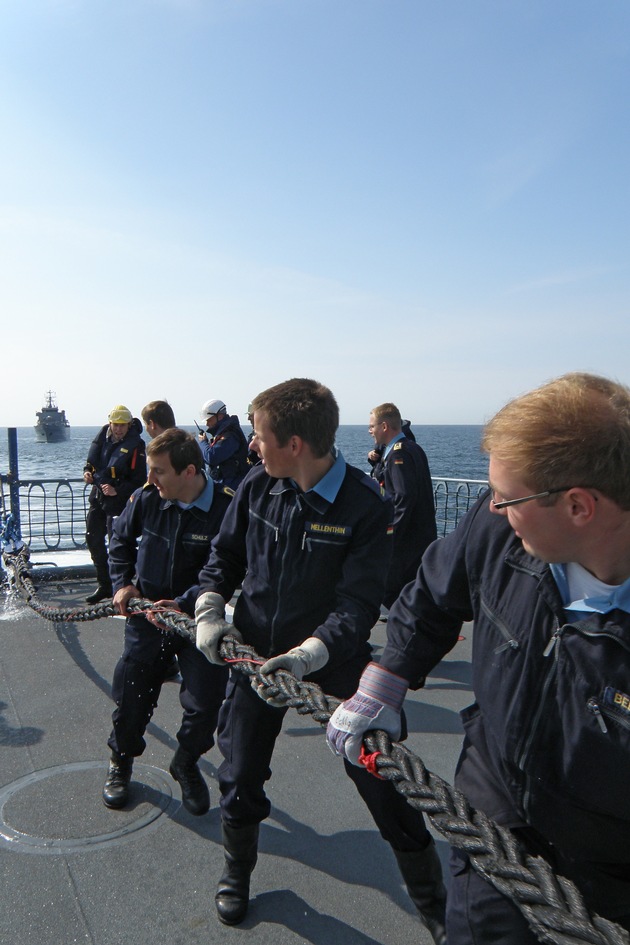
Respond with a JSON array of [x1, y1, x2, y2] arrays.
[[0, 571, 472, 945]]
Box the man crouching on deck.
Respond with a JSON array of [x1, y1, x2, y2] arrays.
[[194, 377, 447, 943], [328, 372, 630, 943]]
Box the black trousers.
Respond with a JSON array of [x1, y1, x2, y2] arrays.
[[85, 503, 115, 589], [108, 616, 228, 759], [447, 844, 630, 943], [217, 665, 432, 853]]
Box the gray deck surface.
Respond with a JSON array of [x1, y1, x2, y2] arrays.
[[0, 572, 472, 945]]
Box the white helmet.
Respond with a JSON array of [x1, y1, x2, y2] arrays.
[[199, 399, 227, 421]]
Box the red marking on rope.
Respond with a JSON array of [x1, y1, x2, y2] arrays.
[[358, 745, 383, 779], [225, 657, 266, 666]]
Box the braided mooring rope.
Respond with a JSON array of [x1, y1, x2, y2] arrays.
[[2, 548, 628, 945]]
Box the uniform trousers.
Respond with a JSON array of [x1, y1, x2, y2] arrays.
[[448, 845, 630, 943], [108, 616, 228, 759], [217, 662, 432, 853], [85, 502, 116, 589]]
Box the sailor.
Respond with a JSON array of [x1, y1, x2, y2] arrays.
[[194, 377, 447, 943], [102, 428, 233, 815], [328, 372, 630, 941], [368, 403, 437, 607], [83, 405, 146, 604], [141, 399, 176, 439], [197, 399, 249, 490]]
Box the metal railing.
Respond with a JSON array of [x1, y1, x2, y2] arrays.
[[1, 477, 91, 552], [1, 473, 488, 555]]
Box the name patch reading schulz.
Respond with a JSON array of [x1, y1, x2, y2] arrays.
[[603, 686, 630, 717], [305, 522, 351, 538]]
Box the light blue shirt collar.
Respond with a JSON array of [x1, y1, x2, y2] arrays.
[[307, 448, 346, 503], [382, 432, 405, 462], [177, 473, 214, 511], [550, 562, 630, 615]]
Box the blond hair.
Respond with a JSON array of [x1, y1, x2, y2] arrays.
[[371, 403, 402, 431], [482, 372, 630, 508]]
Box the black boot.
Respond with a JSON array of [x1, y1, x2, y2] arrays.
[[103, 752, 133, 809], [215, 822, 259, 925], [169, 746, 210, 816], [86, 585, 113, 604], [393, 840, 448, 945]]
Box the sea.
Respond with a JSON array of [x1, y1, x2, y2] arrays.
[[0, 425, 489, 483]]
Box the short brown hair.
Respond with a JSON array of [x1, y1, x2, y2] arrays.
[[141, 400, 176, 429], [371, 403, 402, 431], [482, 372, 630, 509], [251, 378, 338, 458], [147, 428, 202, 474]]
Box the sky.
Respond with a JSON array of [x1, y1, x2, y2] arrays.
[[1, 0, 629, 426]]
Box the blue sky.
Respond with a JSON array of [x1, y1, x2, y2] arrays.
[[1, 0, 628, 426]]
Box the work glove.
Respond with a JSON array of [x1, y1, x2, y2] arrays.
[[195, 591, 242, 665], [326, 661, 407, 766], [251, 637, 329, 707]]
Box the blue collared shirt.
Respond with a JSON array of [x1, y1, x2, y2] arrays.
[[176, 473, 214, 511], [550, 562, 630, 615], [302, 448, 346, 504]]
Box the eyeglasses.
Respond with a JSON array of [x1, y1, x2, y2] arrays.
[[491, 486, 571, 510]]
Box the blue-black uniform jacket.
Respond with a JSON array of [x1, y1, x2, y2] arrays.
[[197, 459, 394, 673], [84, 421, 147, 516], [376, 437, 437, 605], [109, 479, 233, 618], [381, 491, 630, 921], [199, 414, 249, 489]]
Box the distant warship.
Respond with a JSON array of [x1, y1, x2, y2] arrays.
[[34, 391, 71, 442]]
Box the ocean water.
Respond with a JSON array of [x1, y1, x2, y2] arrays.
[[0, 424, 488, 483]]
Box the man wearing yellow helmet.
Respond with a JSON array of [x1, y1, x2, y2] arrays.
[[83, 405, 147, 603]]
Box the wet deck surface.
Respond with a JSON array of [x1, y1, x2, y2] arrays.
[[0, 573, 473, 945]]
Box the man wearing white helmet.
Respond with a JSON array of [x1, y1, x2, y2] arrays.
[[83, 405, 146, 603], [198, 399, 249, 490]]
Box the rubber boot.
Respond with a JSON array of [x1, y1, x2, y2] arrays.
[[86, 558, 112, 604], [215, 822, 259, 925], [169, 746, 210, 816], [86, 584, 113, 604], [393, 839, 448, 945], [102, 751, 133, 809]]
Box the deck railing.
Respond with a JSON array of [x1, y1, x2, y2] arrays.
[[1, 473, 489, 555]]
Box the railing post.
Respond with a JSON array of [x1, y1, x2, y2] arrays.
[[7, 428, 22, 537]]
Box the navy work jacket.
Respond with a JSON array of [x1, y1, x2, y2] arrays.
[[377, 437, 437, 604], [109, 480, 233, 617], [84, 422, 147, 516], [382, 491, 630, 919], [198, 462, 394, 672], [199, 414, 249, 489]]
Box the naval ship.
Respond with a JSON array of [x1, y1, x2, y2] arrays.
[[34, 390, 71, 442]]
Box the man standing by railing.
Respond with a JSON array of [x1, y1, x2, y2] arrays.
[[368, 403, 437, 607], [83, 405, 146, 604]]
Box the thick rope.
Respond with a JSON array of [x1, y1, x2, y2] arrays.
[[2, 547, 628, 945]]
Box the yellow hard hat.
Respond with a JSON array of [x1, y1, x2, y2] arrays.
[[108, 405, 133, 424]]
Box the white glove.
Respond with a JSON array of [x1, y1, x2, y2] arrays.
[[326, 662, 407, 766], [251, 637, 329, 707], [259, 637, 329, 680], [195, 591, 242, 664]]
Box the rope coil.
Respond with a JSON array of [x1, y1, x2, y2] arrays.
[[2, 547, 628, 945]]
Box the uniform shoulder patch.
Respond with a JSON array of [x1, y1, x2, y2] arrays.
[[351, 467, 389, 501], [393, 441, 403, 450]]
